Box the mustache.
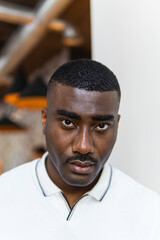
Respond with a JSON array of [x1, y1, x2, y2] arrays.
[[66, 154, 97, 163]]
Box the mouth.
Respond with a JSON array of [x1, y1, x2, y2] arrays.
[[67, 160, 96, 175]]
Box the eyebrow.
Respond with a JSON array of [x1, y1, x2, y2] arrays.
[[56, 110, 114, 121], [56, 110, 81, 120], [92, 114, 114, 121]]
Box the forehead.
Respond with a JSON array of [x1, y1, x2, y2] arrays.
[[47, 84, 119, 115]]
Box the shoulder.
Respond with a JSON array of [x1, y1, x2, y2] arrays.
[[111, 166, 160, 208], [110, 168, 160, 238], [0, 160, 39, 192]]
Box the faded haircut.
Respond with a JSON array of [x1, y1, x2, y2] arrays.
[[47, 59, 121, 101]]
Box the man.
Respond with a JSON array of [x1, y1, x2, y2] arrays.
[[0, 59, 159, 239]]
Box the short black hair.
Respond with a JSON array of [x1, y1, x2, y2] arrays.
[[48, 59, 121, 100]]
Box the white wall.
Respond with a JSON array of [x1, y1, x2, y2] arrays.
[[91, 0, 160, 193]]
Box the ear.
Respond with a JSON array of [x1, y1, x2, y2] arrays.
[[41, 107, 47, 135], [117, 114, 121, 126]]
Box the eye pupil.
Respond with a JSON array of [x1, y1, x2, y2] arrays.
[[99, 123, 105, 128], [65, 120, 71, 125]]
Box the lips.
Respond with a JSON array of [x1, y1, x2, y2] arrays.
[[67, 160, 96, 175]]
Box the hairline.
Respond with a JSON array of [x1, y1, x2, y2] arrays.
[[47, 82, 121, 103]]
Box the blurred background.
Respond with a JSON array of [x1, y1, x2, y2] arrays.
[[0, 0, 160, 194], [0, 0, 91, 171]]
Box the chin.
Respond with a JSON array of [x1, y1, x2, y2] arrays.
[[63, 173, 97, 188]]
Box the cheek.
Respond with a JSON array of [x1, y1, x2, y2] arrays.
[[95, 129, 118, 157], [45, 121, 74, 155], [107, 128, 118, 150]]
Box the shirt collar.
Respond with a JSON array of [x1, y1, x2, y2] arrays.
[[36, 152, 61, 196], [36, 152, 112, 201], [86, 162, 112, 201]]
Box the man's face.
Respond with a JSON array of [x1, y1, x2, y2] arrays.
[[42, 83, 120, 187]]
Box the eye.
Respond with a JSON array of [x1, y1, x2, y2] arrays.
[[96, 123, 109, 131], [61, 119, 74, 128]]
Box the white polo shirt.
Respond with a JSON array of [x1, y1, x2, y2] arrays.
[[0, 152, 160, 240], [36, 152, 113, 221]]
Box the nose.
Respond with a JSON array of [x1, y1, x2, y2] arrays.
[[72, 127, 94, 155]]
